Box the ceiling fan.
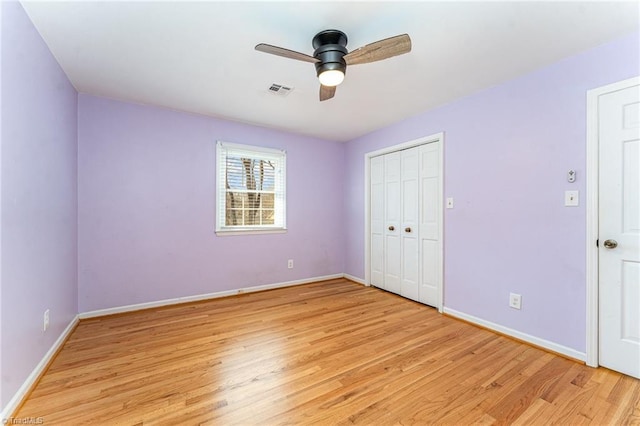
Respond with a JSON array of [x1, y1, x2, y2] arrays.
[[255, 30, 411, 101]]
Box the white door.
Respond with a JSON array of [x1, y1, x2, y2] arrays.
[[384, 152, 402, 295], [599, 82, 640, 379], [400, 147, 420, 301]]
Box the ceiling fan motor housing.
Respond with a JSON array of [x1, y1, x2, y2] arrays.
[[313, 30, 348, 78]]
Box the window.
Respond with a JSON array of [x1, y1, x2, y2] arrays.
[[216, 141, 286, 234]]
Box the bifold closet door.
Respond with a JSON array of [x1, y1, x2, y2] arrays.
[[369, 141, 441, 307], [370, 147, 420, 299]]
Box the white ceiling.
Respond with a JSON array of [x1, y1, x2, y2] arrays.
[[21, 1, 639, 142]]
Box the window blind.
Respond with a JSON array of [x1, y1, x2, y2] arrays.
[[216, 141, 286, 232]]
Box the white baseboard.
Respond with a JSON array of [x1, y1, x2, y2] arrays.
[[343, 273, 366, 285], [79, 273, 345, 319], [1, 316, 79, 419], [443, 307, 586, 362]]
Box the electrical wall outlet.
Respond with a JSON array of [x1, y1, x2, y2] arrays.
[[509, 293, 522, 310], [43, 309, 50, 331], [288, 259, 294, 269]]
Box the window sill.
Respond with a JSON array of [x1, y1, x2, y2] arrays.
[[215, 228, 287, 237]]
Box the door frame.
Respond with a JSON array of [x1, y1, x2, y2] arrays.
[[364, 132, 444, 312], [585, 76, 639, 368]]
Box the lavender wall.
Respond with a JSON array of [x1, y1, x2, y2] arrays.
[[0, 1, 78, 410], [344, 32, 640, 353], [78, 95, 345, 312]]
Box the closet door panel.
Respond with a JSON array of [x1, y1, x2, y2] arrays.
[[370, 155, 385, 288], [401, 147, 420, 301], [419, 143, 441, 306], [384, 152, 401, 294]]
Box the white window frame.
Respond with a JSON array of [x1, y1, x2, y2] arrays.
[[216, 141, 287, 236]]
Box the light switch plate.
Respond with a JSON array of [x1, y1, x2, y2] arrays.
[[446, 198, 454, 209], [565, 190, 579, 206]]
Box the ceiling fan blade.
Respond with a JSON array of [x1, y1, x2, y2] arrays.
[[344, 34, 411, 65], [319, 85, 336, 102], [255, 43, 319, 63]]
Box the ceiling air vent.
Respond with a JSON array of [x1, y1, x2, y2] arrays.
[[268, 83, 293, 97]]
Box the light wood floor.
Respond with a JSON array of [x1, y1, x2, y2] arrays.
[[16, 279, 640, 424]]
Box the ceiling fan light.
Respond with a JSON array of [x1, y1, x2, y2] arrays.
[[318, 69, 344, 87]]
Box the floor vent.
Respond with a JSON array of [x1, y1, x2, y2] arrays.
[[268, 84, 293, 96]]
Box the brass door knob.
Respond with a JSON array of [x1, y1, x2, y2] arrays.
[[405, 227, 411, 233], [388, 226, 395, 231], [603, 239, 618, 249]]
